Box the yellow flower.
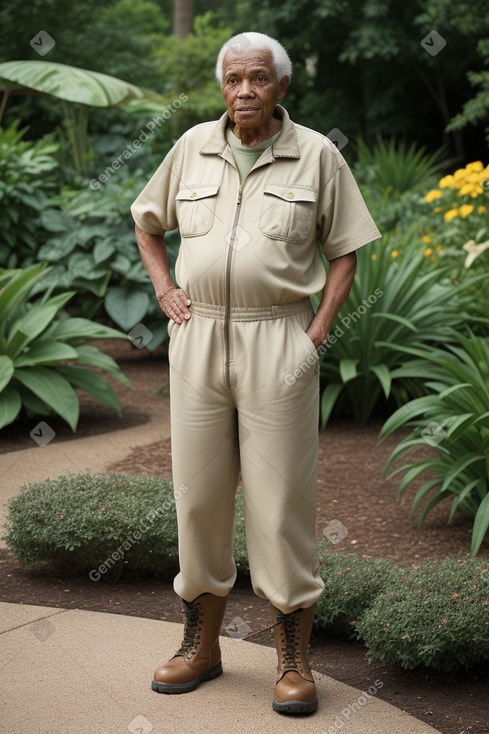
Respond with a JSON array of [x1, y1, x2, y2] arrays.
[[439, 175, 455, 189], [391, 250, 399, 258], [444, 208, 459, 221], [436, 245, 442, 251], [465, 161, 484, 172], [424, 248, 433, 257], [458, 183, 478, 196], [453, 168, 468, 181], [433, 207, 442, 213], [459, 204, 474, 218], [425, 189, 443, 203], [371, 253, 377, 261], [422, 235, 432, 244], [478, 205, 486, 213]]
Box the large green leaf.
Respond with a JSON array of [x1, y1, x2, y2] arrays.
[[0, 385, 22, 429], [471, 493, 489, 556], [13, 367, 79, 430], [0, 60, 143, 108], [104, 286, 150, 330], [14, 340, 79, 368], [56, 366, 121, 413], [74, 345, 132, 387], [0, 263, 47, 322], [44, 317, 127, 343], [0, 355, 14, 391], [7, 294, 74, 357]]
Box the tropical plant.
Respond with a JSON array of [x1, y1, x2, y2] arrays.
[[379, 330, 489, 556], [0, 122, 60, 266], [353, 136, 452, 198], [0, 263, 131, 431], [313, 236, 486, 425], [0, 60, 143, 172]]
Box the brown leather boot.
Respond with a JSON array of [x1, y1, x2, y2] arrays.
[[270, 603, 318, 714], [152, 592, 228, 694]]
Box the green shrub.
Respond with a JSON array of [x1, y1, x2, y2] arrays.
[[314, 236, 485, 425], [380, 330, 489, 556], [2, 472, 249, 580], [355, 557, 489, 672], [0, 263, 131, 430], [0, 122, 60, 267], [315, 549, 399, 635]]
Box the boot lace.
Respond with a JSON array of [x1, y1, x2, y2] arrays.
[[176, 600, 202, 655], [276, 612, 300, 671]]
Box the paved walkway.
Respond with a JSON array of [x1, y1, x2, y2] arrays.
[[0, 413, 442, 734]]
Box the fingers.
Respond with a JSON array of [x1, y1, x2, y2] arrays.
[[157, 288, 192, 323]]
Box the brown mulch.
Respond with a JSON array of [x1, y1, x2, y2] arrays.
[[1, 339, 488, 734]]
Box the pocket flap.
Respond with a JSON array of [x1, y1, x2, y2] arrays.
[[264, 184, 317, 203], [176, 184, 220, 201]]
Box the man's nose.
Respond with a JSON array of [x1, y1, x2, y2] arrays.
[[237, 79, 254, 97]]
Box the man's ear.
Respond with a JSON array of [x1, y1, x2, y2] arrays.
[[278, 75, 290, 102]]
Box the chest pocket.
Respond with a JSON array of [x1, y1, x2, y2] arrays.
[[259, 184, 317, 244], [176, 184, 220, 237]]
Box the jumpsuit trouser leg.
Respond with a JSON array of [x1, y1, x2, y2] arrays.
[[169, 300, 325, 614]]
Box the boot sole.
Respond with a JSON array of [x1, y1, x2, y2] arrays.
[[273, 698, 318, 714], [151, 661, 223, 694]]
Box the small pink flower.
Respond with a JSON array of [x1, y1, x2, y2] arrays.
[[59, 514, 64, 520], [344, 591, 350, 595], [386, 623, 390, 627], [452, 593, 459, 599], [350, 621, 357, 625], [100, 507, 106, 512], [443, 618, 448, 624], [412, 565, 421, 570], [416, 589, 422, 594]]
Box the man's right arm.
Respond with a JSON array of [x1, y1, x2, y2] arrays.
[[135, 224, 191, 324]]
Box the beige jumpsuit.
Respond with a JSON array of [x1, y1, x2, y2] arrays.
[[131, 106, 381, 614]]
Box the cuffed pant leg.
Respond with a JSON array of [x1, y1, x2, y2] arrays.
[[169, 316, 239, 602], [232, 311, 324, 614]]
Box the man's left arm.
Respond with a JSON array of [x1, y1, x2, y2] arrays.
[[306, 251, 357, 350]]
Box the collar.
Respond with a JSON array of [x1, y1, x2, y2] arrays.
[[199, 105, 300, 159]]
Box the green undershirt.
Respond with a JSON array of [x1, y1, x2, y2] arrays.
[[226, 126, 282, 183]]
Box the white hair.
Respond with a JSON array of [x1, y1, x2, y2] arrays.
[[215, 32, 293, 86]]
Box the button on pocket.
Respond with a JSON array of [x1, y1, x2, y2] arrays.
[[259, 184, 317, 243], [176, 184, 220, 237]]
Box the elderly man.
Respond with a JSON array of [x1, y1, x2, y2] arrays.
[[131, 31, 380, 715]]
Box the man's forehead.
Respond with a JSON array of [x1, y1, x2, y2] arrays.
[[222, 48, 275, 75]]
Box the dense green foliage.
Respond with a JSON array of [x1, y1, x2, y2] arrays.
[[0, 264, 131, 430], [355, 557, 489, 672]]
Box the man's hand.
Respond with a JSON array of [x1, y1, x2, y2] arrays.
[[157, 286, 192, 324], [306, 322, 329, 351]]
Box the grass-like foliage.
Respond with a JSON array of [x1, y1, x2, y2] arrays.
[[355, 557, 489, 672], [380, 330, 489, 555], [313, 237, 484, 425]]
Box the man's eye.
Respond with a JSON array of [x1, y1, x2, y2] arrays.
[[256, 76, 266, 82]]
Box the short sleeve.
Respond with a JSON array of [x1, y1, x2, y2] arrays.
[[318, 161, 381, 261], [130, 143, 181, 235]]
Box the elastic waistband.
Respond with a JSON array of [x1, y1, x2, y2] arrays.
[[191, 298, 312, 321]]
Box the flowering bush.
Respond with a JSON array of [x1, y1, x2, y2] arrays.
[[423, 161, 489, 267], [355, 557, 489, 672]]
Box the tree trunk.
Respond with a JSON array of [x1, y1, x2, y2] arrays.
[[173, 0, 194, 39]]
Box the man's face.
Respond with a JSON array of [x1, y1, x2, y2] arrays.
[[221, 48, 289, 130]]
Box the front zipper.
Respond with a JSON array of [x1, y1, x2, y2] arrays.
[[224, 183, 244, 385]]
